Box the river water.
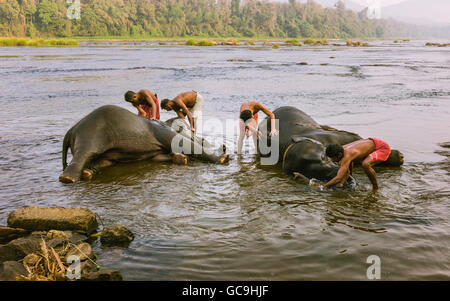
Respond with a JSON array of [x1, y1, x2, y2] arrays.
[[0, 40, 449, 280]]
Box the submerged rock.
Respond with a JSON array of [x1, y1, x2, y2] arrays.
[[0, 226, 28, 244], [0, 261, 27, 281], [65, 242, 95, 261], [100, 225, 134, 246], [7, 207, 98, 234], [81, 269, 123, 281]]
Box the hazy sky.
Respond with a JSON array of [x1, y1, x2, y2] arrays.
[[275, 0, 409, 7], [350, 0, 407, 7]]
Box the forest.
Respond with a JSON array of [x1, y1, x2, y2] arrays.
[[0, 0, 443, 39]]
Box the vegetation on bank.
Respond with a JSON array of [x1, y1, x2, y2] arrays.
[[0, 0, 428, 40], [0, 37, 78, 47]]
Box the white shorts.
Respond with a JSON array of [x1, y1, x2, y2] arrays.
[[189, 93, 203, 119]]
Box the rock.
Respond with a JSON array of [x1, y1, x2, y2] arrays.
[[100, 225, 134, 246], [0, 261, 28, 281], [23, 253, 41, 267], [81, 260, 98, 276], [68, 232, 88, 244], [7, 206, 98, 234], [30, 231, 47, 237], [0, 236, 42, 263], [65, 242, 94, 261], [81, 269, 123, 281], [0, 226, 28, 244], [297, 62, 308, 65], [47, 230, 69, 240], [47, 237, 69, 249]]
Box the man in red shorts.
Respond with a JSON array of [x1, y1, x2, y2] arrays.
[[237, 101, 279, 155], [124, 89, 160, 120], [323, 138, 391, 191]]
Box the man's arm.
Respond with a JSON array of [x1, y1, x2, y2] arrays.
[[175, 110, 186, 119], [257, 104, 278, 136], [140, 90, 157, 120], [323, 158, 352, 188], [175, 98, 195, 132], [134, 104, 147, 116]]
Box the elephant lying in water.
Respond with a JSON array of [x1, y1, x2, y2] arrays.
[[59, 105, 229, 183], [258, 106, 404, 182]]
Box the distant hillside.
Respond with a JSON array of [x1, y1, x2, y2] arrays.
[[382, 0, 450, 25], [0, 0, 447, 38]]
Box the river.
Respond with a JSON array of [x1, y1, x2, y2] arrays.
[[0, 40, 449, 280]]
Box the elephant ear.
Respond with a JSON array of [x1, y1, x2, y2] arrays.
[[289, 136, 326, 161]]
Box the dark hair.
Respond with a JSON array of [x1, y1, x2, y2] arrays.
[[124, 91, 135, 102], [326, 144, 344, 158], [161, 99, 170, 109], [240, 110, 253, 122]]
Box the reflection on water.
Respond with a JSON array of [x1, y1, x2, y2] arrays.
[[0, 40, 449, 280]]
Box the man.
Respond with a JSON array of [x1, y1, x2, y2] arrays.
[[124, 89, 160, 120], [323, 138, 391, 191], [160, 91, 203, 133], [237, 101, 279, 155]]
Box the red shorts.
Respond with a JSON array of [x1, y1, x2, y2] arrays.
[[368, 137, 391, 162], [239, 113, 259, 138]]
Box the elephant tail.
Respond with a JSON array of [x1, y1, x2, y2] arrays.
[[62, 129, 71, 171]]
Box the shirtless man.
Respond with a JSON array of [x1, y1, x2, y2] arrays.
[[124, 89, 160, 120], [237, 101, 279, 155], [323, 138, 392, 191], [160, 91, 203, 133]]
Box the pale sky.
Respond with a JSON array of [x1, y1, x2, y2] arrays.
[[352, 0, 407, 7]]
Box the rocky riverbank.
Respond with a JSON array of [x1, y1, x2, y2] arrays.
[[0, 207, 133, 281]]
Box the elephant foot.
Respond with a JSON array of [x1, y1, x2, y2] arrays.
[[172, 153, 188, 165], [59, 175, 76, 183], [81, 169, 93, 180], [219, 154, 230, 164]]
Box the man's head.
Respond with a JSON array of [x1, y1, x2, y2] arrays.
[[240, 110, 253, 123], [326, 144, 344, 162], [161, 99, 172, 111], [124, 91, 138, 104]]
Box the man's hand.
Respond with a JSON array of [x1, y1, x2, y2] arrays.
[[190, 127, 195, 133], [269, 129, 279, 137]]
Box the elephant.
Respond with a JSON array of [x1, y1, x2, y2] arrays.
[[258, 106, 404, 182], [59, 105, 229, 183]]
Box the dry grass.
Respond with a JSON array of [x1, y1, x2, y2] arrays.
[[0, 37, 78, 47], [16, 238, 99, 281]]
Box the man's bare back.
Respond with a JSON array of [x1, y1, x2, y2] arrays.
[[172, 91, 197, 109], [342, 139, 376, 163]]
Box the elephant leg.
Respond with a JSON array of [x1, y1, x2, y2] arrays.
[[151, 153, 188, 165], [81, 159, 114, 180], [59, 150, 98, 183]]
